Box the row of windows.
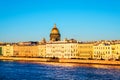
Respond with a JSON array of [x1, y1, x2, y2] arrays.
[[14, 51, 38, 53], [94, 51, 110, 54], [46, 45, 78, 47], [94, 47, 110, 49], [64, 54, 78, 57], [79, 51, 92, 53], [79, 55, 90, 57], [51, 50, 78, 53], [78, 46, 92, 48], [94, 55, 101, 58]]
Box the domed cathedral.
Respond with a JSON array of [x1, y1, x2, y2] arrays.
[[50, 24, 61, 41]]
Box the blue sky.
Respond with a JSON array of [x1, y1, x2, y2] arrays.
[[0, 0, 120, 42]]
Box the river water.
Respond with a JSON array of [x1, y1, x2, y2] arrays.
[[0, 60, 120, 80]]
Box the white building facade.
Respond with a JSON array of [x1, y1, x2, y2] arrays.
[[46, 41, 79, 58], [93, 43, 112, 60], [2, 44, 13, 56]]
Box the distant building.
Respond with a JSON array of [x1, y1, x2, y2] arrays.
[[116, 44, 120, 60], [17, 41, 38, 46], [93, 42, 112, 60], [93, 41, 120, 60], [2, 44, 13, 56], [111, 44, 120, 60], [78, 43, 93, 59], [13, 45, 39, 57], [38, 38, 46, 57], [46, 41, 79, 58]]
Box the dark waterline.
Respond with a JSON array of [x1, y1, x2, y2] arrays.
[[0, 60, 120, 80]]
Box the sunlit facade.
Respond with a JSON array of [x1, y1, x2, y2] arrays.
[[93, 41, 120, 60], [2, 44, 13, 56], [38, 44, 46, 58], [93, 43, 112, 60], [46, 41, 79, 58], [111, 44, 120, 60], [13, 45, 39, 57], [78, 43, 93, 59]]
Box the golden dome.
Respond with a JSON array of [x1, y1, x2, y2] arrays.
[[50, 24, 60, 34], [50, 24, 61, 41]]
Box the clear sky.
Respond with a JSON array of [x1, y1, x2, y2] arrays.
[[0, 0, 120, 42]]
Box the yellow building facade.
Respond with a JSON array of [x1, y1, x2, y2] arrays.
[[13, 45, 39, 57], [78, 43, 93, 59]]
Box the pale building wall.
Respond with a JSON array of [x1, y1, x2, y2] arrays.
[[63, 43, 78, 59], [116, 44, 120, 60], [38, 44, 46, 57], [46, 43, 66, 58], [2, 45, 13, 56], [93, 44, 112, 60], [46, 42, 79, 58], [111, 44, 120, 60]]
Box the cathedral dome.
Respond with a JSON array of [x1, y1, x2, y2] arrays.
[[50, 24, 60, 34], [50, 24, 61, 41]]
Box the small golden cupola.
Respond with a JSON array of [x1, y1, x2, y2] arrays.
[[50, 24, 61, 41]]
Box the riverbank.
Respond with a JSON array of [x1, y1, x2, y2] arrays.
[[0, 56, 120, 66]]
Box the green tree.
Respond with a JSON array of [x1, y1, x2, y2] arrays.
[[0, 47, 2, 55]]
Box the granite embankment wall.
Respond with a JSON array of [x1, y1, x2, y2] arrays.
[[59, 59, 120, 65], [0, 56, 120, 66], [0, 56, 48, 62]]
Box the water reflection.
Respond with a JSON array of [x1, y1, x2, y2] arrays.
[[0, 60, 120, 80], [34, 62, 80, 67], [91, 64, 120, 69], [32, 61, 120, 69]]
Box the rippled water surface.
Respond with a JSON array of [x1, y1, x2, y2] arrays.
[[0, 60, 120, 80]]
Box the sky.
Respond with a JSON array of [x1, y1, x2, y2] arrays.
[[0, 0, 120, 42]]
